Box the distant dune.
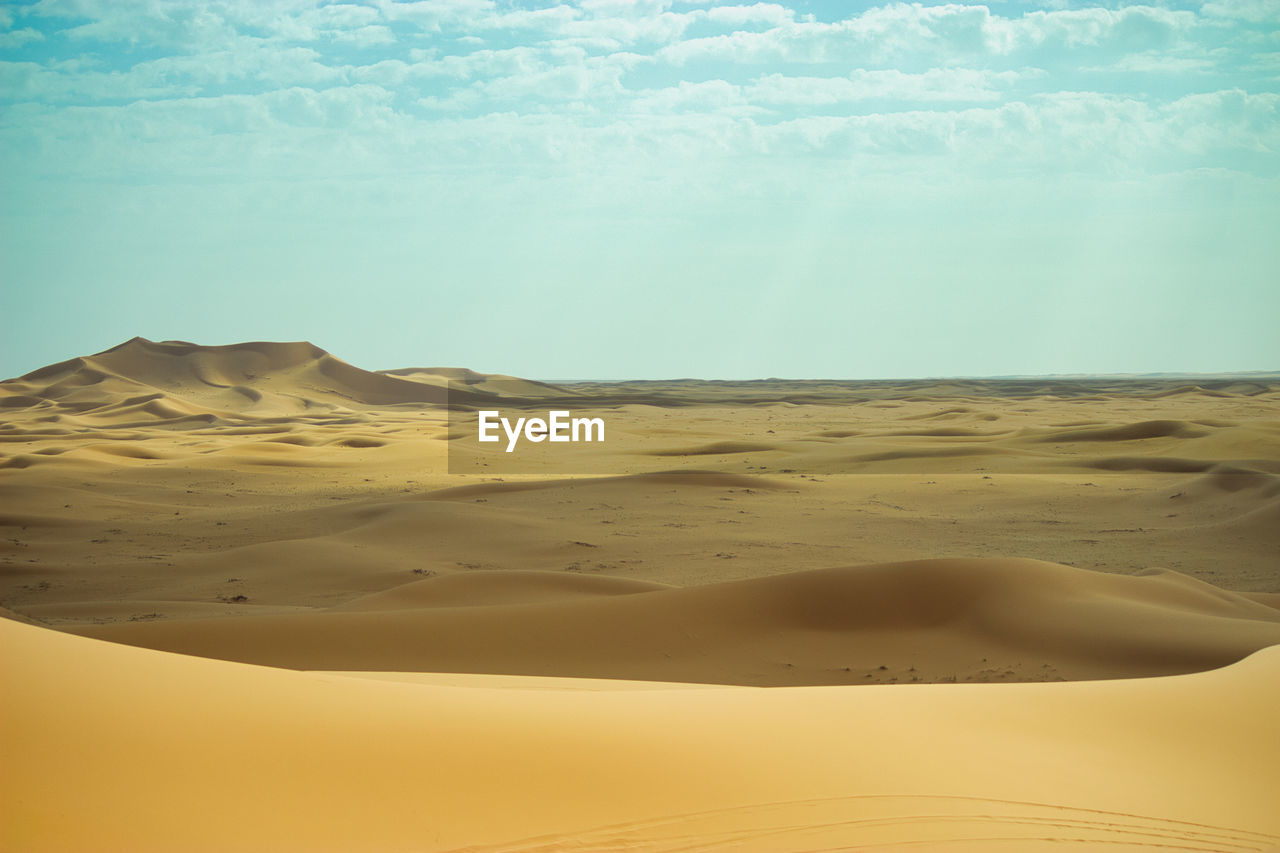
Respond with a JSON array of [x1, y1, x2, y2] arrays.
[[380, 365, 574, 398], [0, 337, 511, 425]]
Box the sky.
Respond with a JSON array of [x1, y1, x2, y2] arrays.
[[1, 0, 1277, 380]]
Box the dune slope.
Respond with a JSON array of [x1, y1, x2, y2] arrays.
[[3, 617, 1279, 852], [74, 558, 1280, 684]]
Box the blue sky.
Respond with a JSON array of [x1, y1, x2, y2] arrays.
[[1, 0, 1277, 379]]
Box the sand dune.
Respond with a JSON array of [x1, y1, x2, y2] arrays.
[[74, 558, 1280, 684], [1027, 419, 1210, 442], [3, 341, 1279, 850], [3, 616, 1279, 852], [0, 337, 509, 425], [380, 366, 575, 398], [1179, 464, 1280, 498]]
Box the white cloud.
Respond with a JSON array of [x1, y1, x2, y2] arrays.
[[337, 24, 399, 46], [0, 37, 345, 102], [481, 62, 618, 101], [304, 3, 382, 31], [385, 0, 698, 47], [0, 27, 46, 49], [1006, 5, 1193, 51], [579, 0, 673, 17], [630, 78, 746, 112], [419, 48, 641, 109], [281, 4, 397, 45], [746, 68, 1030, 105], [30, 0, 241, 47], [1164, 89, 1280, 155], [703, 4, 793, 28], [659, 3, 1199, 66], [1079, 52, 1213, 74], [1201, 0, 1280, 23]]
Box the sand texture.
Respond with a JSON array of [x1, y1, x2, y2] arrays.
[[4, 618, 1280, 851], [3, 338, 1279, 850]]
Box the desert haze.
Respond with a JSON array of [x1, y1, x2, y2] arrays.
[[2, 337, 1279, 851]]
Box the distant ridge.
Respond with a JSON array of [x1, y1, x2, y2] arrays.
[[4, 340, 1277, 426], [970, 370, 1280, 381]]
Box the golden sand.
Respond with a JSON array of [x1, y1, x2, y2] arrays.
[[2, 338, 1278, 850]]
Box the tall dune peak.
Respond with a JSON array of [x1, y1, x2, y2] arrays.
[[95, 337, 330, 366]]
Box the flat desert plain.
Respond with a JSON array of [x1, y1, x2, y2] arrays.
[[2, 337, 1279, 851]]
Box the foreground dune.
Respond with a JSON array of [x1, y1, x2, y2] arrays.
[[3, 617, 1279, 852], [74, 557, 1280, 685]]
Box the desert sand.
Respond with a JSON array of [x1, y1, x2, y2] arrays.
[[2, 337, 1279, 850]]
